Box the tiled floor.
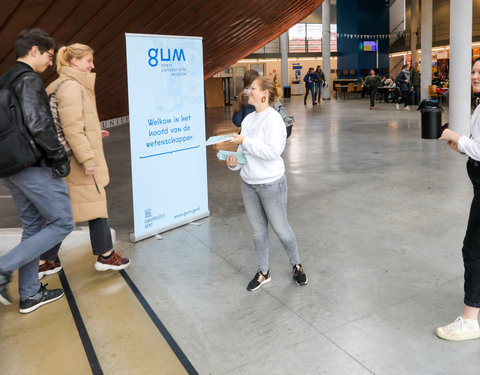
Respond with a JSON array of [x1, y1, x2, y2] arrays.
[[2, 95, 480, 374]]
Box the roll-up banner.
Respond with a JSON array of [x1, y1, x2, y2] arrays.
[[125, 33, 209, 242]]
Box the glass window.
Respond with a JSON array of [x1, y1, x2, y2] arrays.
[[289, 23, 337, 53]]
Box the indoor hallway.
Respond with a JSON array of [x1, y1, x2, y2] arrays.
[[1, 95, 480, 374]]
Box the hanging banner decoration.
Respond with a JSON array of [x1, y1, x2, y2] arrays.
[[335, 31, 410, 40], [125, 33, 210, 242]]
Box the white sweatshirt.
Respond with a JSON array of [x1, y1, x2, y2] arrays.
[[230, 107, 286, 184], [458, 105, 480, 161]]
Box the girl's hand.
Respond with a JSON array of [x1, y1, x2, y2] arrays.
[[231, 134, 244, 145], [439, 128, 461, 143], [85, 165, 96, 176], [448, 141, 463, 154], [226, 154, 238, 168], [101, 130, 110, 138]]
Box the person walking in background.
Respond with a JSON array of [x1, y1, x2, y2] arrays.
[[232, 69, 259, 127], [314, 65, 325, 103], [39, 43, 129, 275], [365, 69, 381, 110], [0, 29, 73, 313], [396, 63, 411, 110], [436, 57, 480, 341], [410, 64, 421, 106], [223, 77, 308, 292], [303, 67, 316, 105]]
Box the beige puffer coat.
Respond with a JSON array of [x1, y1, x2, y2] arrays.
[[46, 66, 109, 222]]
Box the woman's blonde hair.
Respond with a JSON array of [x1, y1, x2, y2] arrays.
[[56, 43, 94, 73], [255, 77, 282, 104]]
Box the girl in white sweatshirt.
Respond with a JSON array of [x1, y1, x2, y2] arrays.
[[225, 77, 307, 292]]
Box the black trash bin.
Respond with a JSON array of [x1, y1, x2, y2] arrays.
[[417, 99, 442, 139], [283, 86, 291, 98]]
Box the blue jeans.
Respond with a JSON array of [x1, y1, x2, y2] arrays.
[[241, 175, 301, 273], [304, 85, 315, 103], [315, 82, 323, 101], [0, 166, 73, 299]]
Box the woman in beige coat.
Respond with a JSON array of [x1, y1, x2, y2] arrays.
[[39, 44, 129, 276]]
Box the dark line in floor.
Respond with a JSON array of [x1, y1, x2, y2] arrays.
[[58, 270, 104, 375], [120, 270, 199, 375]]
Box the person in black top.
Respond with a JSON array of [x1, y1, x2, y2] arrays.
[[0, 29, 74, 314], [303, 67, 316, 105]]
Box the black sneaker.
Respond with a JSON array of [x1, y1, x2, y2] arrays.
[[19, 283, 64, 314], [293, 264, 308, 286], [0, 272, 12, 305], [247, 270, 271, 292]]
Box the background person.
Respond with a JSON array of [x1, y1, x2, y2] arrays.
[[39, 43, 129, 274], [232, 69, 259, 127], [364, 69, 381, 110], [395, 63, 411, 111], [303, 67, 316, 105], [437, 57, 480, 341], [314, 65, 325, 103], [223, 77, 307, 292]]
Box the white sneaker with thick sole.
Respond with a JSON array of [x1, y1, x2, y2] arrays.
[[436, 316, 480, 341], [404, 106, 411, 111], [396, 103, 400, 110]]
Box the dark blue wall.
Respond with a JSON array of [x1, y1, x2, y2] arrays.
[[337, 0, 389, 78]]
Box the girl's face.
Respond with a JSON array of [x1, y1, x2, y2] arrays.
[[247, 80, 268, 107], [472, 61, 480, 93], [71, 52, 95, 72]]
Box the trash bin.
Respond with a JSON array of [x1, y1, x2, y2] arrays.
[[417, 99, 442, 139], [283, 86, 291, 98]]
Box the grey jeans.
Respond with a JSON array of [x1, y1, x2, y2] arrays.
[[0, 166, 74, 299], [241, 175, 301, 273]]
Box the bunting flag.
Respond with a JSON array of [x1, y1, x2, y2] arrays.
[[331, 31, 410, 40]]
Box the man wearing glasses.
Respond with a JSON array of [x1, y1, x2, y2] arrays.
[[0, 29, 74, 314]]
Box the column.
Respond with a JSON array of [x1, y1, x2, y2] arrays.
[[420, 0, 432, 100], [449, 0, 472, 135], [280, 32, 289, 88], [411, 0, 419, 65], [322, 0, 331, 100]]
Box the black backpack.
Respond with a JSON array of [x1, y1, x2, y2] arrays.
[[273, 100, 294, 138], [0, 70, 42, 178]]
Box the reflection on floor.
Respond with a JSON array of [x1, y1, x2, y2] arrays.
[[2, 96, 480, 374]]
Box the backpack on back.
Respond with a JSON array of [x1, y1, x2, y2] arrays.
[[273, 100, 294, 138], [0, 70, 42, 178]]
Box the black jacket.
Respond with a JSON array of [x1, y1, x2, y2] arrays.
[[2, 62, 68, 168]]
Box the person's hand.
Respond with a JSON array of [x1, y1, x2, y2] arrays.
[[52, 160, 70, 178], [101, 130, 110, 138], [439, 128, 461, 143], [231, 134, 244, 145], [85, 165, 96, 176], [447, 141, 463, 154], [226, 154, 238, 168]]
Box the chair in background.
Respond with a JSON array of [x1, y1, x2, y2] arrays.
[[335, 84, 342, 100], [347, 83, 355, 99], [355, 83, 363, 99]]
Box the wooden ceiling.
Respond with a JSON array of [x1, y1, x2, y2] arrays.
[[0, 0, 323, 120]]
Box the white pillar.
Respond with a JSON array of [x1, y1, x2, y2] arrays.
[[411, 0, 419, 65], [449, 0, 472, 135], [420, 0, 432, 100], [322, 0, 331, 99], [280, 32, 289, 88]]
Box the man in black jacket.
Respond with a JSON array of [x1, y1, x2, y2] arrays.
[[0, 29, 74, 314]]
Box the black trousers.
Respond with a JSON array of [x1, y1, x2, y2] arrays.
[[369, 87, 377, 107], [41, 218, 113, 259], [462, 159, 480, 308]]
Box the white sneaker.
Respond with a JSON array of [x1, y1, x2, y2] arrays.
[[404, 106, 411, 111], [396, 103, 400, 110], [436, 316, 480, 341]]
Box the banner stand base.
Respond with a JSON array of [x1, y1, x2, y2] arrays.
[[129, 211, 210, 243]]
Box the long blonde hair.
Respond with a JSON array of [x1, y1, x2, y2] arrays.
[[56, 43, 94, 74]]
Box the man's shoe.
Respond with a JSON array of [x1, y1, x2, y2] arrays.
[[247, 270, 271, 292], [304, 101, 307, 105], [0, 272, 12, 305], [396, 103, 400, 110], [436, 316, 480, 341], [404, 105, 411, 111], [95, 251, 130, 271], [313, 101, 317, 105], [39, 260, 62, 280], [293, 264, 308, 286], [19, 283, 64, 314]]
